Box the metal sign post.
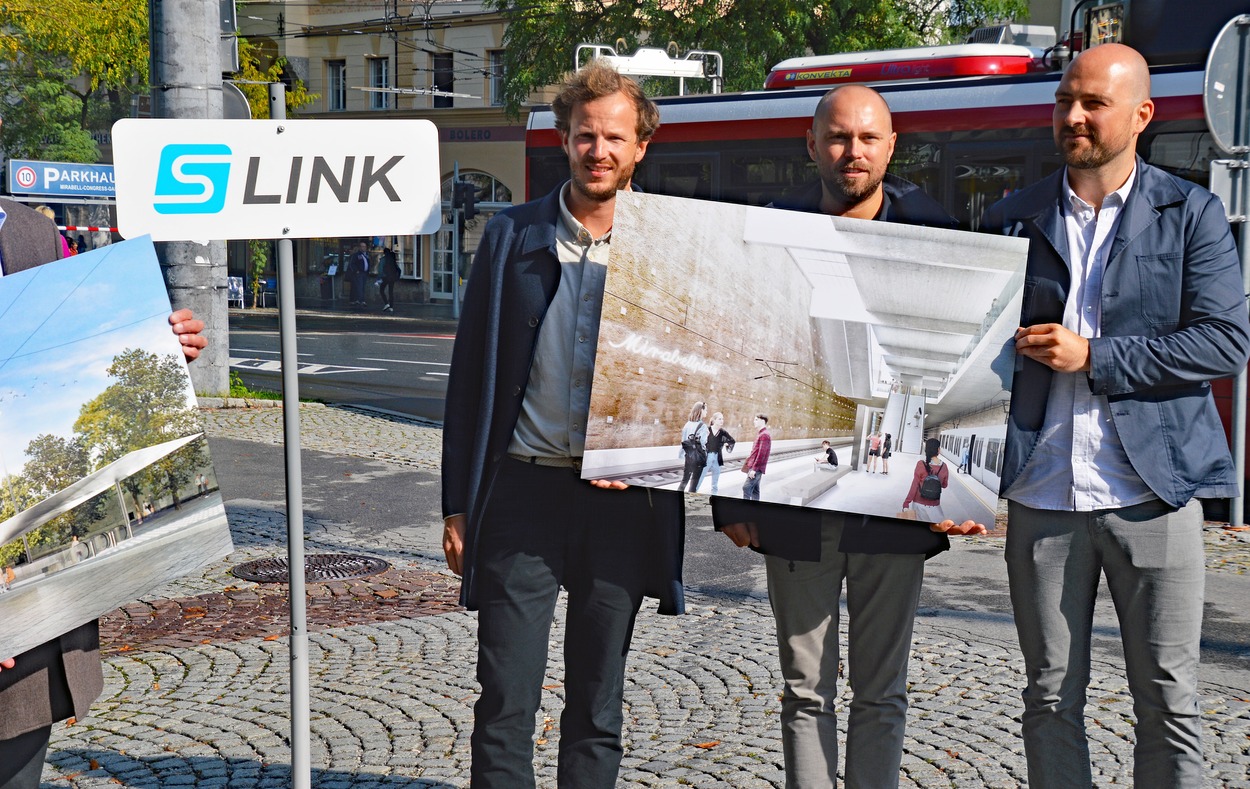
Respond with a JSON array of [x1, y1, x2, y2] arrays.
[[268, 82, 311, 789], [1205, 14, 1250, 527]]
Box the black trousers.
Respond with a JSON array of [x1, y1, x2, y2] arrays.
[[0, 726, 52, 789], [470, 458, 654, 788]]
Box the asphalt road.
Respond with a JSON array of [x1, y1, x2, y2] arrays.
[[228, 310, 455, 421]]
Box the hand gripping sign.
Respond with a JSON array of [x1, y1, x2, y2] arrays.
[[113, 119, 442, 241]]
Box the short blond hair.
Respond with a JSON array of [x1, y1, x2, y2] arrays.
[[552, 60, 660, 143]]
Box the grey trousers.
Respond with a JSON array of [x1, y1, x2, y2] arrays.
[[765, 521, 926, 789], [1005, 498, 1205, 788]]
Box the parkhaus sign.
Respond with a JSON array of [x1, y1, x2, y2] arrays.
[[112, 119, 441, 241]]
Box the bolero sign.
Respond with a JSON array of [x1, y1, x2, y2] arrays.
[[112, 119, 442, 241]]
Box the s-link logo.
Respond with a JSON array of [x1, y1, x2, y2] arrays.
[[154, 144, 232, 215], [152, 143, 405, 214]]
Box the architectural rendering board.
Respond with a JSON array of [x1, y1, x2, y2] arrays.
[[582, 192, 1029, 528], [0, 238, 232, 660]]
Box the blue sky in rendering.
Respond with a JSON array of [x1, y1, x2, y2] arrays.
[[0, 237, 194, 470]]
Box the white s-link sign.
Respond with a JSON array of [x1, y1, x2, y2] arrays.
[[113, 119, 442, 240]]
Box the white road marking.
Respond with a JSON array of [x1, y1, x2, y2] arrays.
[[229, 358, 384, 375], [358, 357, 450, 366], [230, 348, 312, 356]]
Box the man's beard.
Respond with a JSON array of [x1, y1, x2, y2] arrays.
[[569, 156, 635, 203], [821, 166, 883, 205], [1058, 125, 1122, 170]]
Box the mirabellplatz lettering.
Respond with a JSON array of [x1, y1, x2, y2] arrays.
[[607, 332, 722, 376]]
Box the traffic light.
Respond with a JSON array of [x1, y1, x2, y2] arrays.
[[453, 180, 477, 221]]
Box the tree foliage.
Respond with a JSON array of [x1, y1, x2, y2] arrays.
[[0, 2, 317, 163], [75, 349, 206, 511], [233, 36, 318, 120], [486, 0, 1028, 113], [12, 434, 106, 556], [0, 0, 147, 161]]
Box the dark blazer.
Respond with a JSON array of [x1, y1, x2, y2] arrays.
[[982, 160, 1250, 506], [711, 175, 957, 561], [441, 186, 685, 614], [0, 198, 66, 275], [0, 199, 104, 741]]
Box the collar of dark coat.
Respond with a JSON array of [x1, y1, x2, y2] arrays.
[[518, 186, 564, 258], [516, 181, 647, 259], [1015, 158, 1189, 269]]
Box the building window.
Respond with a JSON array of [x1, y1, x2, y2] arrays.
[[433, 53, 453, 109], [327, 60, 347, 111], [369, 58, 390, 110], [488, 50, 505, 107]]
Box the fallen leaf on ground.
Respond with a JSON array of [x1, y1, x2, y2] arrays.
[[691, 741, 720, 749]]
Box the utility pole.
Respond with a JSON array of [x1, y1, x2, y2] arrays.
[[149, 0, 229, 395]]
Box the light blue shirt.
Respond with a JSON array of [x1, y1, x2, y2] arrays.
[[508, 182, 614, 459], [1006, 166, 1156, 511]]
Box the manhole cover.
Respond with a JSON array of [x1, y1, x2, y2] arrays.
[[231, 554, 390, 583]]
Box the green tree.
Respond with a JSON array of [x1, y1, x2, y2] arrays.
[[75, 349, 207, 511], [486, 0, 1027, 114], [0, 0, 147, 161], [0, 60, 100, 161], [0, 473, 34, 569], [11, 434, 108, 554]]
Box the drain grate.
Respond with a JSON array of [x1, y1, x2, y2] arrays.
[[231, 553, 390, 583]]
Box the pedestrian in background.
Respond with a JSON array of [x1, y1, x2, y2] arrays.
[[33, 205, 70, 259], [740, 414, 771, 501], [349, 241, 370, 306], [379, 246, 400, 312], [678, 401, 709, 492]]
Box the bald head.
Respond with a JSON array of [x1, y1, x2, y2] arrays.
[[1066, 43, 1151, 104], [813, 85, 893, 136], [807, 85, 896, 219]]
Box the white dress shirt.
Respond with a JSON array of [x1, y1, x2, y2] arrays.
[[1005, 166, 1156, 511]]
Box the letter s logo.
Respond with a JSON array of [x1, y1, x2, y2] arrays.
[[154, 144, 232, 214]]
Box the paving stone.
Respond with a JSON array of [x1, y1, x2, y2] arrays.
[[33, 404, 1250, 788]]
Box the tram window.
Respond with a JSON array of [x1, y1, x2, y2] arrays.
[[638, 155, 715, 200], [724, 147, 812, 206], [948, 144, 1030, 231], [890, 143, 942, 208], [1146, 132, 1218, 186], [984, 440, 1000, 475], [528, 152, 569, 201]]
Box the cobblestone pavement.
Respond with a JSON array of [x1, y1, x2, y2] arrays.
[[38, 404, 1250, 788]]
